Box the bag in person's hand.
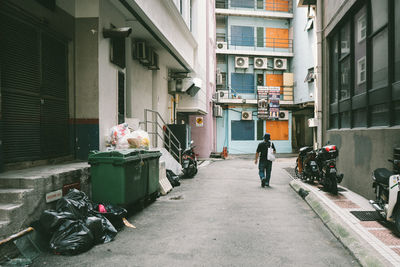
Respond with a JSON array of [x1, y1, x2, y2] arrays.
[[267, 143, 275, 161]]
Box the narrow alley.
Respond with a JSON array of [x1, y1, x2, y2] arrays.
[[33, 157, 358, 267]]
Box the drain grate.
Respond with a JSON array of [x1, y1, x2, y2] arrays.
[[350, 211, 384, 221], [284, 167, 296, 178]]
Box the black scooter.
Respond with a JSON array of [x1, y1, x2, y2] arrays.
[[316, 144, 343, 195], [182, 141, 197, 178]]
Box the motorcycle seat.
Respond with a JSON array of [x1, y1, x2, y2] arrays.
[[373, 168, 393, 185]]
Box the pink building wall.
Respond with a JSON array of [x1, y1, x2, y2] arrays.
[[189, 0, 216, 158]]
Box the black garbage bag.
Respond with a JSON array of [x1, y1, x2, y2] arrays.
[[166, 169, 180, 187], [39, 210, 77, 234], [56, 189, 91, 219], [92, 203, 127, 230], [87, 213, 117, 243], [84, 216, 107, 244], [50, 220, 94, 255]]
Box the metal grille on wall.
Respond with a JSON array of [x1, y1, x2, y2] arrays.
[[0, 12, 69, 163]]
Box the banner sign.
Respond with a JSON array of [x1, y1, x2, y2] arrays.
[[257, 86, 280, 120], [268, 87, 280, 119], [257, 86, 269, 120]]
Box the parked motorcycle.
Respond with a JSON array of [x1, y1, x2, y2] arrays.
[[181, 140, 198, 178], [315, 144, 343, 195], [370, 148, 400, 234], [295, 146, 319, 183]]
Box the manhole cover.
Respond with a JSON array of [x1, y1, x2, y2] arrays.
[[350, 211, 383, 221]]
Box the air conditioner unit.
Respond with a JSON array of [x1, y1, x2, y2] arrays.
[[213, 105, 223, 117], [134, 41, 146, 60], [241, 111, 252, 120], [217, 90, 229, 101], [235, 56, 249, 69], [278, 110, 289, 120], [216, 41, 227, 50], [216, 74, 223, 85], [254, 57, 268, 69], [274, 58, 287, 70]]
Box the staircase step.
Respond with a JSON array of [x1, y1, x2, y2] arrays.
[[0, 189, 33, 203], [0, 203, 23, 221]]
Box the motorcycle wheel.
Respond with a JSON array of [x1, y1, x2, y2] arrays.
[[294, 165, 300, 179], [329, 174, 338, 195]]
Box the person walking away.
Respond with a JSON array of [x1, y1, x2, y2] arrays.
[[255, 133, 276, 187]]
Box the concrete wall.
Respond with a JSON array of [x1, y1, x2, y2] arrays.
[[133, 0, 197, 69], [98, 0, 126, 151], [186, 0, 216, 158], [292, 4, 315, 104]]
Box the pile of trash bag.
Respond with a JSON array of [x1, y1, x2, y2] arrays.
[[166, 169, 180, 187], [105, 123, 150, 150], [38, 189, 127, 255]]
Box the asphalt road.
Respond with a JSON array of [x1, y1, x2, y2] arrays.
[[33, 156, 359, 267]]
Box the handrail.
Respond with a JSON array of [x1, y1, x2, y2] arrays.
[[216, 0, 293, 12], [144, 109, 182, 164]]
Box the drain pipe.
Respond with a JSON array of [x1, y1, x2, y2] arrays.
[[316, 0, 324, 148]]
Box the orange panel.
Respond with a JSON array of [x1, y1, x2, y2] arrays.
[[266, 73, 284, 95], [265, 120, 289, 140], [265, 28, 289, 48], [265, 0, 290, 12]]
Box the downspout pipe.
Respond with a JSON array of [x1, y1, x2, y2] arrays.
[[316, 0, 324, 148]]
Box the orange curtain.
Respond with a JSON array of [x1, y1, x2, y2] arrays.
[[265, 0, 290, 12], [265, 28, 289, 48], [265, 120, 289, 140]]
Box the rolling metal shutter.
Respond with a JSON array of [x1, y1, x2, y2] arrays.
[[0, 13, 69, 163]]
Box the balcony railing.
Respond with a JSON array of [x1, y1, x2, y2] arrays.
[[217, 34, 293, 53], [216, 87, 293, 101], [216, 0, 293, 13]]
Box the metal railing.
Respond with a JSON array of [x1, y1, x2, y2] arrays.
[[216, 0, 293, 13], [217, 34, 293, 52], [216, 87, 292, 101], [143, 109, 182, 164]]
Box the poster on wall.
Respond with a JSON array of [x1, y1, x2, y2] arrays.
[[268, 86, 280, 119], [196, 117, 204, 127], [257, 86, 269, 120]]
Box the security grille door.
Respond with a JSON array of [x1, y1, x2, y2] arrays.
[[0, 13, 69, 163], [0, 15, 41, 162], [41, 34, 68, 157]]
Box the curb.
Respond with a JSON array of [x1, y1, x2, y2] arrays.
[[289, 179, 392, 267]]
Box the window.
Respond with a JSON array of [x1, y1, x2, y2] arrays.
[[257, 0, 264, 9], [257, 27, 264, 47], [357, 57, 366, 85], [118, 72, 125, 124], [328, 1, 397, 129], [231, 120, 254, 140], [340, 57, 350, 99], [371, 0, 388, 32], [371, 29, 388, 89], [357, 15, 366, 42], [231, 73, 254, 94], [395, 0, 400, 81], [231, 0, 253, 8], [231, 26, 254, 47], [257, 120, 264, 140]]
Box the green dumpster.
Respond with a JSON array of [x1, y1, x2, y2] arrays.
[[141, 150, 162, 201], [88, 149, 162, 206], [88, 149, 147, 206]]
